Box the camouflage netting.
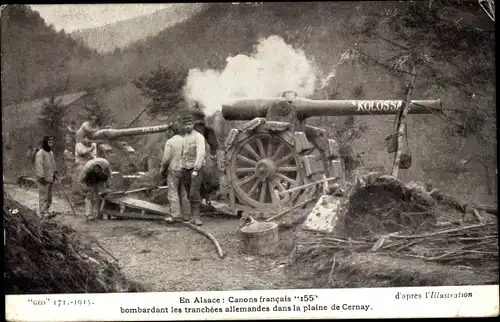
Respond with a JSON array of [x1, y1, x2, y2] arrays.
[[289, 173, 499, 288], [3, 192, 146, 294]]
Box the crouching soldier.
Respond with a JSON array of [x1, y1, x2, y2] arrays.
[[79, 157, 112, 222]]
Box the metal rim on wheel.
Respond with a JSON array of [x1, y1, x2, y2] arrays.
[[230, 133, 305, 210]]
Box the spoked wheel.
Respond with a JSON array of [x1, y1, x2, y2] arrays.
[[230, 133, 307, 210]]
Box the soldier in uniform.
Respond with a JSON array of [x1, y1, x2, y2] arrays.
[[160, 122, 187, 223], [34, 136, 57, 218], [73, 137, 97, 204], [177, 109, 206, 226], [79, 157, 111, 222], [192, 108, 220, 202], [65, 120, 77, 146], [75, 114, 99, 143]]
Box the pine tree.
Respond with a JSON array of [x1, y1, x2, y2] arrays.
[[133, 65, 188, 117]]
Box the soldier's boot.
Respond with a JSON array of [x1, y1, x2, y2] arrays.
[[189, 204, 203, 226]]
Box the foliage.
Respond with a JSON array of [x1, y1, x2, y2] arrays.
[[346, 1, 495, 191], [350, 1, 495, 131], [1, 5, 97, 105], [82, 99, 115, 127], [132, 65, 188, 117], [37, 97, 65, 153]]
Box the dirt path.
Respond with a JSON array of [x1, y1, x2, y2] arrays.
[[5, 184, 299, 292]]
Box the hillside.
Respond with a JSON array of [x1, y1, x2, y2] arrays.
[[124, 2, 495, 203], [70, 4, 205, 53], [0, 5, 99, 105], [2, 2, 496, 204]]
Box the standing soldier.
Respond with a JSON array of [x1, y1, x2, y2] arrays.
[[65, 120, 77, 146], [160, 122, 187, 223], [34, 136, 57, 218], [75, 114, 99, 143], [192, 108, 220, 201], [79, 157, 111, 222], [73, 137, 97, 203], [62, 142, 75, 187], [192, 108, 219, 156], [179, 109, 206, 226]]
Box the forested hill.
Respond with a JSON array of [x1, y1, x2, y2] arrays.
[[1, 5, 99, 105], [2, 2, 496, 203], [70, 4, 205, 54]]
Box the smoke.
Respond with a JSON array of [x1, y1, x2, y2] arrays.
[[182, 35, 319, 116]]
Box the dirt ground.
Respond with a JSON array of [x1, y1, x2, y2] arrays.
[[5, 184, 302, 292]]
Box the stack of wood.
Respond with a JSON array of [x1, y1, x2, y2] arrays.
[[307, 220, 498, 271], [289, 173, 498, 288]]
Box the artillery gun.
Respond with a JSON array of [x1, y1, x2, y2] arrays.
[[75, 94, 441, 219], [219, 93, 442, 213], [83, 123, 176, 186]]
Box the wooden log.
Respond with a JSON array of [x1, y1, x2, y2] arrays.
[[265, 196, 318, 222], [183, 222, 225, 259], [392, 66, 416, 178], [279, 176, 340, 195], [472, 204, 497, 216], [240, 221, 279, 255], [105, 186, 168, 197]]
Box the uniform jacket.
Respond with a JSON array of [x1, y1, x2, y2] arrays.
[[75, 121, 99, 143], [35, 149, 57, 183], [78, 157, 111, 184], [194, 124, 219, 155], [161, 135, 184, 172], [180, 130, 206, 171], [75, 142, 97, 167], [63, 149, 75, 166]]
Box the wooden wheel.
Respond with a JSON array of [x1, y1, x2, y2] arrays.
[[230, 133, 305, 210]]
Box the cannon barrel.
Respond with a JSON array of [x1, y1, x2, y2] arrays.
[[87, 124, 173, 140], [221, 97, 442, 120]]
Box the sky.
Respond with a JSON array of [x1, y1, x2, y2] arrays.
[[29, 4, 177, 32]]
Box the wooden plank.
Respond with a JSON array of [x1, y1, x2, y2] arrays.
[[106, 196, 171, 216], [224, 128, 239, 150], [293, 131, 314, 153], [262, 121, 291, 132], [325, 138, 340, 159], [111, 212, 166, 221], [302, 195, 344, 233], [241, 117, 266, 132], [302, 154, 325, 176]]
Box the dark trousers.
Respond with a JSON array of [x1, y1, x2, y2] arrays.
[[180, 167, 204, 218]]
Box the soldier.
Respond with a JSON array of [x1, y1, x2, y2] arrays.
[[79, 157, 111, 222], [192, 108, 218, 156], [73, 137, 97, 203], [192, 108, 220, 202], [179, 109, 206, 226], [65, 120, 77, 146], [75, 114, 99, 143], [160, 122, 187, 223], [34, 136, 57, 218], [62, 141, 75, 187]]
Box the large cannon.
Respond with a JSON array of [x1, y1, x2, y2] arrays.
[[84, 123, 176, 172], [87, 124, 174, 141], [219, 94, 442, 212]]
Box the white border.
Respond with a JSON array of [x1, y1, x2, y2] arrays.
[[5, 285, 499, 321]]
